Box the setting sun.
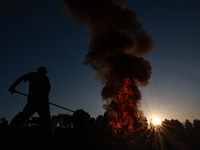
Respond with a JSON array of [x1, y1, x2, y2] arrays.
[[152, 117, 161, 125]]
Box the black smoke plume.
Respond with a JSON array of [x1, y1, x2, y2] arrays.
[[63, 0, 153, 121]]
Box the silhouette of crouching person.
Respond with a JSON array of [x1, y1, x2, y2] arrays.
[[9, 67, 54, 137]]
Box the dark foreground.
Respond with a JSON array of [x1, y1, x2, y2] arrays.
[[1, 128, 142, 150], [1, 127, 200, 150]]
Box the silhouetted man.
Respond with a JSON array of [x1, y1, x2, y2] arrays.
[[9, 66, 53, 136]]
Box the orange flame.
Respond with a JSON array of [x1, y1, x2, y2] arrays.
[[109, 77, 141, 138]]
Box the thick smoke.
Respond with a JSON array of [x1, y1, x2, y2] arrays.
[[64, 0, 153, 117], [0, 0, 22, 13]]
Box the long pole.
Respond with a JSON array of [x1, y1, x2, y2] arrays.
[[190, 110, 195, 120], [15, 91, 75, 113]]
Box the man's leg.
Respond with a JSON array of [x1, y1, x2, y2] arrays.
[[37, 103, 54, 137], [17, 102, 36, 136]]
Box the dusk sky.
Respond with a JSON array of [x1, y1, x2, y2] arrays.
[[0, 0, 200, 123]]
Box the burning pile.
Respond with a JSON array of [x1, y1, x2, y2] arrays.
[[64, 0, 153, 138], [107, 77, 141, 138]]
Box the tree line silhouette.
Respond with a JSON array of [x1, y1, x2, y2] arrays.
[[1, 110, 200, 149]]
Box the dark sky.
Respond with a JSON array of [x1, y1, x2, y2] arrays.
[[0, 0, 200, 122]]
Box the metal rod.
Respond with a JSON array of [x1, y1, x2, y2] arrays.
[[49, 102, 74, 112], [15, 91, 28, 96], [190, 110, 195, 120], [15, 90, 75, 113]]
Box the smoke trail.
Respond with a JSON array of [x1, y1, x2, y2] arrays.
[[0, 0, 22, 13], [63, 0, 153, 124]]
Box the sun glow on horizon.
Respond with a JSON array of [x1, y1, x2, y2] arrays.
[[152, 117, 161, 125]]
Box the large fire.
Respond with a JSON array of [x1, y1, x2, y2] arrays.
[[64, 0, 153, 139], [109, 78, 141, 138]]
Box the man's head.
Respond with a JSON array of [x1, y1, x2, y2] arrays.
[[37, 66, 48, 74]]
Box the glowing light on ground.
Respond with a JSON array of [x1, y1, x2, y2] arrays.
[[152, 117, 161, 125]]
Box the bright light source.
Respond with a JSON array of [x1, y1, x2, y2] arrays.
[[152, 117, 161, 125]]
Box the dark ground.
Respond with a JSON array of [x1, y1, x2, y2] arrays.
[[0, 127, 151, 150], [1, 126, 200, 150]]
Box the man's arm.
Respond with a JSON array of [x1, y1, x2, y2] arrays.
[[8, 74, 28, 94]]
